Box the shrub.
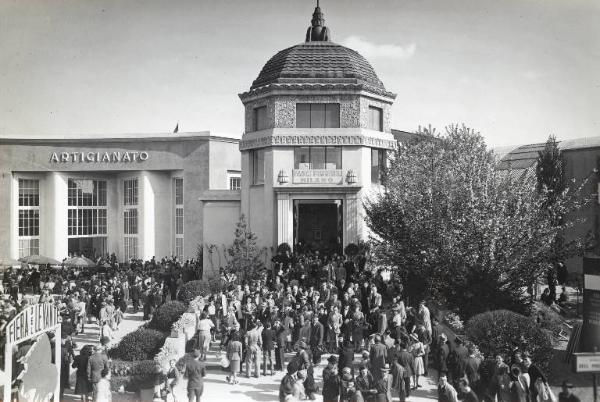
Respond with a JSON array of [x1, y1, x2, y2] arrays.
[[465, 309, 554, 372], [108, 328, 168, 361], [149, 301, 187, 332], [344, 243, 359, 256], [277, 243, 292, 254], [532, 302, 565, 337], [177, 280, 209, 304], [110, 360, 160, 392]]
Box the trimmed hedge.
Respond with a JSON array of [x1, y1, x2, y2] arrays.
[[149, 301, 187, 332], [177, 280, 209, 304], [465, 309, 554, 372], [110, 359, 160, 392], [108, 328, 168, 361]]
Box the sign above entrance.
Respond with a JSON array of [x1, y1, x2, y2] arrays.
[[6, 302, 60, 344], [292, 169, 343, 185], [50, 151, 149, 163]]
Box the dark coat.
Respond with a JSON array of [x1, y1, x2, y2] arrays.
[[310, 322, 324, 346], [339, 346, 355, 374], [86, 352, 109, 384], [437, 343, 450, 373], [397, 350, 414, 378]]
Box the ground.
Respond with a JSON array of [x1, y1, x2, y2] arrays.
[[62, 312, 440, 402]]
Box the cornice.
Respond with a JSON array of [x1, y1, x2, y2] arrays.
[[239, 129, 397, 151], [239, 83, 396, 103]]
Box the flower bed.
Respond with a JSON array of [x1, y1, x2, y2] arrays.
[[153, 295, 203, 373], [110, 359, 159, 393]]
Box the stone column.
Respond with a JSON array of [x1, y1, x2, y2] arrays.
[[45, 172, 68, 260], [277, 192, 293, 247], [345, 193, 358, 246]]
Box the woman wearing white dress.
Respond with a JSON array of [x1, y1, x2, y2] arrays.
[[409, 333, 425, 389]]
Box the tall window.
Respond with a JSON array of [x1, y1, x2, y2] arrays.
[[296, 103, 340, 128], [368, 106, 383, 132], [294, 147, 342, 169], [253, 106, 268, 131], [252, 149, 265, 184], [124, 179, 138, 206], [174, 178, 184, 260], [371, 149, 387, 184], [123, 178, 138, 260], [18, 179, 40, 257], [67, 179, 107, 236]]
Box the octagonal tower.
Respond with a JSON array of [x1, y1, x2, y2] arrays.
[[239, 3, 397, 256]]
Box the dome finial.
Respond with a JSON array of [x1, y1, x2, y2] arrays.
[[305, 0, 331, 42]]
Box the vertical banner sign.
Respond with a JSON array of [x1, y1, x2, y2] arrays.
[[583, 256, 600, 352]]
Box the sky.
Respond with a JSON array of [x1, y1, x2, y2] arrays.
[[0, 0, 598, 147]]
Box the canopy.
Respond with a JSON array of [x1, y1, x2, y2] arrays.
[[0, 257, 21, 266], [63, 256, 97, 268], [18, 255, 62, 265]]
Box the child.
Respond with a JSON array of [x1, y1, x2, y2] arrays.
[[113, 306, 124, 331], [95, 368, 112, 402]]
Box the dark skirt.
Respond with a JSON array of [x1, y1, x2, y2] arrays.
[[75, 375, 92, 395]]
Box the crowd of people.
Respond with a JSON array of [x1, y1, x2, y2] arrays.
[[0, 254, 200, 401], [0, 247, 581, 402]]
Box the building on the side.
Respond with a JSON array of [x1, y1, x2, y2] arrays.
[[497, 137, 600, 273], [237, 3, 397, 257], [0, 132, 241, 265]]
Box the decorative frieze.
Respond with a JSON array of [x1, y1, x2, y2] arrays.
[[239, 133, 396, 150]]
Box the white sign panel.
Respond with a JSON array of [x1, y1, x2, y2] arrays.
[[574, 353, 600, 373], [292, 169, 343, 185]]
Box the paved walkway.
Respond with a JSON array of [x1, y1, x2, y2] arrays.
[[62, 310, 145, 401], [62, 311, 440, 401]]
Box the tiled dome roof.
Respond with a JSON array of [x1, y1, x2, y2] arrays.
[[250, 41, 387, 93]]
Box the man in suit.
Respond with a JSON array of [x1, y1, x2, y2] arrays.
[[450, 337, 469, 386], [273, 318, 287, 371], [397, 342, 415, 398], [262, 321, 276, 376], [437, 334, 450, 380], [464, 347, 481, 392], [87, 345, 109, 400], [245, 321, 262, 378], [391, 358, 408, 402], [374, 364, 394, 402], [369, 334, 387, 381], [309, 315, 325, 365]]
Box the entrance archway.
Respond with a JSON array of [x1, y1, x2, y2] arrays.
[[293, 199, 343, 255]]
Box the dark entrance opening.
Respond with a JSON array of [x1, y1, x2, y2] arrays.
[[293, 200, 343, 255], [68, 237, 107, 260]]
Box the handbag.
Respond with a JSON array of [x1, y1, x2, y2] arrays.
[[220, 355, 230, 368]]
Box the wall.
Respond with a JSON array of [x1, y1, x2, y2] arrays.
[[0, 135, 239, 261], [243, 92, 393, 133], [202, 202, 241, 277], [563, 147, 600, 273], [208, 140, 241, 190]]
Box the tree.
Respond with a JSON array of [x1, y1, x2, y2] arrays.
[[225, 214, 267, 281], [365, 125, 590, 318], [536, 135, 565, 208]]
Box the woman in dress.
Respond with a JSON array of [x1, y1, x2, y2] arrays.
[[226, 333, 243, 384], [409, 333, 425, 389], [327, 306, 343, 353], [196, 312, 215, 361]]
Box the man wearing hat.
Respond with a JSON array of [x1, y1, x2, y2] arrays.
[[374, 364, 393, 402], [341, 372, 365, 402], [369, 334, 387, 381], [279, 361, 298, 402], [322, 355, 341, 402], [558, 381, 580, 402]]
